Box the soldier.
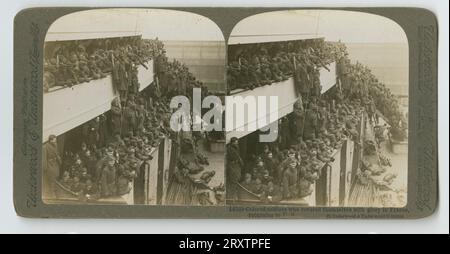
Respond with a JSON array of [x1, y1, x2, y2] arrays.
[[60, 171, 72, 189], [56, 50, 79, 87], [262, 181, 283, 203], [279, 117, 291, 150], [282, 159, 298, 199], [110, 97, 122, 136], [87, 117, 100, 147], [82, 149, 97, 179], [317, 106, 329, 131], [96, 114, 106, 147], [116, 174, 132, 196], [116, 54, 129, 101], [43, 135, 62, 199], [226, 137, 244, 200], [259, 56, 273, 85], [70, 176, 85, 194], [263, 152, 278, 177], [275, 149, 296, 184], [310, 69, 322, 98], [298, 174, 315, 198], [269, 58, 283, 82], [136, 104, 146, 136], [78, 60, 92, 83], [250, 178, 266, 197], [122, 100, 137, 136], [227, 61, 239, 91], [76, 44, 89, 63], [337, 53, 350, 94], [296, 53, 312, 97], [80, 179, 100, 202], [292, 99, 305, 140], [238, 172, 251, 188], [44, 58, 58, 91], [129, 65, 140, 95], [239, 58, 252, 89], [100, 157, 117, 197], [252, 157, 270, 183], [303, 103, 319, 140], [88, 56, 107, 80]]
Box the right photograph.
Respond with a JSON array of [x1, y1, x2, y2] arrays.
[[226, 10, 409, 207]]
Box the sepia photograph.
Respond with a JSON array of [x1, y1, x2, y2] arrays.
[[225, 10, 409, 207], [6, 1, 445, 232], [42, 8, 226, 206]]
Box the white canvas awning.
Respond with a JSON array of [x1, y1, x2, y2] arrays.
[[228, 34, 324, 45], [45, 31, 142, 42]]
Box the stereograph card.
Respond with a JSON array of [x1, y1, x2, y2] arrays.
[[13, 7, 438, 218]]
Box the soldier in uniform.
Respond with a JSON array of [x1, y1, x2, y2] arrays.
[[310, 69, 322, 100], [240, 173, 254, 191], [263, 152, 278, 177], [317, 105, 329, 131], [77, 60, 92, 84], [56, 49, 80, 87], [79, 179, 100, 202], [275, 149, 296, 184], [269, 58, 283, 82], [88, 56, 107, 80], [43, 58, 59, 91], [226, 137, 244, 200], [43, 135, 62, 199], [82, 149, 97, 180], [87, 117, 100, 147], [282, 159, 298, 199], [239, 58, 252, 89], [99, 113, 108, 147], [110, 97, 122, 136], [262, 181, 283, 203], [227, 61, 241, 91], [303, 103, 319, 140], [100, 157, 117, 197], [292, 98, 305, 140], [116, 52, 130, 101], [260, 56, 274, 85], [337, 53, 350, 94], [136, 103, 147, 136], [122, 100, 137, 136]]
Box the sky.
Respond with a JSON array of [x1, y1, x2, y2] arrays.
[[229, 10, 408, 44], [46, 8, 225, 41]]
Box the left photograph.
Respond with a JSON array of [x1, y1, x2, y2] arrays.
[[42, 9, 226, 206]]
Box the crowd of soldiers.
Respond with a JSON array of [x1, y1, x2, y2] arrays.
[[227, 98, 364, 202], [43, 37, 163, 93], [226, 40, 406, 203], [155, 52, 211, 100], [165, 136, 225, 206], [336, 44, 407, 141], [54, 88, 174, 200], [43, 37, 219, 202], [227, 39, 338, 91]]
